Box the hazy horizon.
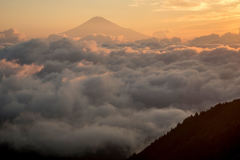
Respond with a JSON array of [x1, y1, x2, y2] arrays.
[[1, 0, 240, 39], [1, 16, 240, 41]]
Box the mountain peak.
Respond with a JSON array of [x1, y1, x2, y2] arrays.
[[83, 16, 115, 26], [63, 17, 148, 41], [88, 16, 109, 22]]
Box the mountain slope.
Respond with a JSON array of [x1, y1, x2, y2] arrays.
[[129, 99, 240, 160], [63, 16, 148, 41]]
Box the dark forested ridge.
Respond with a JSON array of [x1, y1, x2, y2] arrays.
[[129, 99, 240, 160]]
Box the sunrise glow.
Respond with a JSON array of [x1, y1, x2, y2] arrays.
[[1, 1, 240, 160], [1, 0, 240, 38]]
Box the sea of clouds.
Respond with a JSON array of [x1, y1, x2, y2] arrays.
[[0, 29, 240, 159]]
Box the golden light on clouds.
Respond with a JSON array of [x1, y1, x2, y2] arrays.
[[0, 0, 240, 39]]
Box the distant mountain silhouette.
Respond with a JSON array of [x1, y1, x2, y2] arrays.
[[129, 99, 240, 160], [63, 16, 148, 41]]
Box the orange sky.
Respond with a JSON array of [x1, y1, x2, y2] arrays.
[[1, 0, 240, 39]]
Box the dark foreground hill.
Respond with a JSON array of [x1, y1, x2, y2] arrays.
[[129, 99, 240, 160]]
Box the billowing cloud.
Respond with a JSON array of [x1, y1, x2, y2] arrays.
[[0, 29, 24, 48], [189, 32, 240, 47], [0, 36, 240, 159], [0, 59, 43, 78]]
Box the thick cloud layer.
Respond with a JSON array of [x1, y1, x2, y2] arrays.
[[0, 36, 240, 158]]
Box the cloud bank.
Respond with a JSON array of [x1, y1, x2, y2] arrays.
[[0, 35, 240, 159], [189, 32, 240, 48]]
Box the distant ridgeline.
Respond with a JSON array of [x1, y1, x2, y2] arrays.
[[129, 99, 240, 160]]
